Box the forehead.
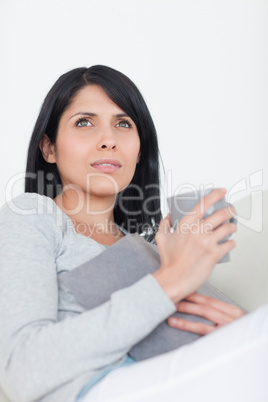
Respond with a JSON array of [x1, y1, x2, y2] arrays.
[[67, 84, 123, 114]]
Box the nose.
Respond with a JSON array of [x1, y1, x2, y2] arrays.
[[97, 126, 117, 151]]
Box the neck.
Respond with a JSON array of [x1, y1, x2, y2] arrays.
[[54, 189, 119, 235]]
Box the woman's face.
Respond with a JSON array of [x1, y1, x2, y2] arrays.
[[50, 85, 140, 198]]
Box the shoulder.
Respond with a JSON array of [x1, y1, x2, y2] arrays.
[[1, 192, 55, 216], [0, 193, 66, 240]]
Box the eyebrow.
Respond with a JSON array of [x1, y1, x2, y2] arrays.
[[69, 112, 130, 120]]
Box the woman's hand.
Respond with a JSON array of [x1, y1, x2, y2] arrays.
[[153, 188, 237, 304], [167, 292, 245, 335]]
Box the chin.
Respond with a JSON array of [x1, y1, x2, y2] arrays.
[[87, 183, 120, 198], [86, 175, 129, 197]]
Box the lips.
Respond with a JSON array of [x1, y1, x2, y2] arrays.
[[91, 158, 122, 173]]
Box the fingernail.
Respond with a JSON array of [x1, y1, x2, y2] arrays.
[[169, 318, 178, 326]]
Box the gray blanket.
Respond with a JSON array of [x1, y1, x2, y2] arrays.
[[61, 233, 243, 361]]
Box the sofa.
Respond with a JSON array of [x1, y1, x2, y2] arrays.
[[0, 190, 267, 402], [208, 190, 268, 312]]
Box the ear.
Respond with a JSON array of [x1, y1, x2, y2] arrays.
[[39, 134, 56, 164], [136, 150, 141, 164]]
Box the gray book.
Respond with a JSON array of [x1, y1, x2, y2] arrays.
[[61, 233, 244, 361]]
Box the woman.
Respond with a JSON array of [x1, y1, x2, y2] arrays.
[[0, 65, 267, 402]]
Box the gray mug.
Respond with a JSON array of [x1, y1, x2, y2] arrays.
[[167, 188, 237, 263]]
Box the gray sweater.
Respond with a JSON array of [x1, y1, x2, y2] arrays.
[[0, 193, 176, 402]]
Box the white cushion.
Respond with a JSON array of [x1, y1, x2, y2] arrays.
[[209, 190, 268, 311], [0, 387, 9, 402]]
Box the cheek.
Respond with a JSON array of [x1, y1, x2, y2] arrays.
[[55, 136, 89, 165], [122, 138, 140, 185], [124, 136, 140, 164]]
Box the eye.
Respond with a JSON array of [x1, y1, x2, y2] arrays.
[[116, 120, 132, 128], [76, 118, 92, 127]]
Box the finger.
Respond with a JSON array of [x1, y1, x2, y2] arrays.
[[213, 222, 237, 243], [215, 239, 236, 263], [203, 206, 236, 230], [155, 215, 171, 237], [155, 216, 172, 251], [175, 301, 233, 325], [184, 293, 244, 320], [167, 316, 217, 335], [166, 213, 172, 226], [187, 188, 227, 223]]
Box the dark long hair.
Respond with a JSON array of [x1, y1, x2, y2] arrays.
[[25, 65, 162, 241]]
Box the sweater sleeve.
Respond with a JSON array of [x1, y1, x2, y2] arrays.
[[0, 195, 176, 402]]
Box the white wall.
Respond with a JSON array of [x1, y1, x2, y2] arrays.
[[1, 0, 267, 215]]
